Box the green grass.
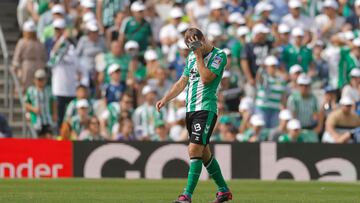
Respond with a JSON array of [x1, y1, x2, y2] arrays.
[[0, 179, 359, 203]]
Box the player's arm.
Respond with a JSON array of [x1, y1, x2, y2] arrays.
[[156, 76, 188, 112], [195, 54, 217, 85]]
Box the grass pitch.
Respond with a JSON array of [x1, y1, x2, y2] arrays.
[[0, 179, 359, 203]]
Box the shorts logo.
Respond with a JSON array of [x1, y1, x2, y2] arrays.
[[195, 136, 200, 141], [204, 125, 210, 133], [194, 123, 201, 132]]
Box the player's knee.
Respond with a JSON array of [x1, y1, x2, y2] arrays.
[[188, 145, 203, 157]]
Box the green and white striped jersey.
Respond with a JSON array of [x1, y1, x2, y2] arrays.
[[256, 68, 287, 110], [25, 86, 54, 130], [183, 47, 227, 114]]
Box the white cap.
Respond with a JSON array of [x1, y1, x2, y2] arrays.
[[353, 38, 360, 47], [223, 48, 231, 56], [222, 70, 231, 78], [252, 23, 270, 36], [53, 18, 66, 29], [177, 39, 188, 50], [350, 68, 360, 77], [86, 22, 99, 32], [142, 85, 156, 95], [131, 1, 146, 12], [239, 97, 254, 111], [288, 0, 302, 8], [51, 4, 65, 15], [278, 24, 291, 34], [177, 22, 189, 33], [208, 23, 223, 37], [339, 97, 354, 106], [296, 73, 311, 85], [356, 0, 360, 7], [323, 0, 338, 9], [291, 27, 304, 37], [124, 40, 139, 50], [264, 55, 279, 66], [34, 69, 46, 79], [289, 64, 303, 74], [81, 0, 95, 8], [236, 26, 250, 37], [279, 109, 293, 121], [107, 64, 121, 74], [170, 7, 184, 18], [82, 12, 96, 23], [176, 107, 187, 121], [144, 49, 158, 61], [210, 1, 224, 10], [250, 114, 265, 126], [76, 99, 89, 108], [176, 91, 186, 101], [344, 31, 355, 41], [228, 12, 245, 25], [287, 119, 301, 130], [23, 20, 36, 32], [255, 1, 273, 14]]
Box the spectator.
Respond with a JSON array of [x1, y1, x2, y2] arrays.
[[105, 11, 126, 48], [148, 68, 172, 99], [101, 92, 134, 137], [169, 107, 187, 142], [315, 0, 345, 42], [226, 12, 246, 38], [274, 24, 291, 54], [57, 121, 77, 141], [287, 74, 322, 132], [47, 18, 82, 128], [25, 69, 56, 138], [231, 26, 249, 68], [144, 4, 163, 46], [238, 97, 254, 134], [103, 64, 126, 104], [339, 38, 360, 88], [169, 39, 189, 81], [185, 0, 210, 31], [78, 116, 105, 141], [281, 0, 314, 30], [37, 2, 63, 41], [159, 7, 183, 59], [241, 114, 268, 142], [255, 56, 287, 128], [133, 85, 166, 140], [206, 1, 227, 35], [281, 27, 313, 73], [341, 68, 360, 106], [268, 109, 293, 141], [224, 0, 248, 15], [144, 49, 160, 79], [0, 114, 12, 138], [114, 117, 137, 141], [64, 85, 92, 121], [12, 20, 47, 91], [323, 97, 360, 143], [96, 0, 130, 33], [287, 64, 303, 91], [98, 41, 124, 85], [40, 4, 69, 42], [253, 1, 274, 27], [278, 119, 306, 143], [69, 99, 91, 137], [152, 120, 171, 141], [119, 1, 153, 53], [241, 23, 272, 98], [312, 40, 329, 85], [76, 22, 106, 88], [345, 0, 360, 29], [217, 116, 237, 142]]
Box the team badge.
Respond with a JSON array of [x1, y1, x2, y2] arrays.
[[211, 56, 222, 69]]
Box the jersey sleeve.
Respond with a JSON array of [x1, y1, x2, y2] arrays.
[[208, 52, 227, 76]]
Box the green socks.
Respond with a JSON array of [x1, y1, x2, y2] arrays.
[[204, 155, 228, 192], [184, 157, 203, 197]]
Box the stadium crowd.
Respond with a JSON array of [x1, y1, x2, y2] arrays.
[[9, 0, 360, 143]]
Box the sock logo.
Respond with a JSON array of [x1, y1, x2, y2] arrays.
[[194, 123, 201, 132]]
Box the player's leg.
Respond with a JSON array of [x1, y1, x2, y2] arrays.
[[201, 114, 233, 202], [173, 111, 208, 203]]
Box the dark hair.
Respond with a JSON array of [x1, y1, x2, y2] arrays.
[[184, 28, 204, 45]]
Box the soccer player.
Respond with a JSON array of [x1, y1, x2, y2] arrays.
[[156, 28, 232, 203]]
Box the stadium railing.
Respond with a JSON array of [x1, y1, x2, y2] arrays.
[[0, 25, 36, 138]]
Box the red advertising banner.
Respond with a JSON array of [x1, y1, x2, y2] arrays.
[[0, 139, 73, 178]]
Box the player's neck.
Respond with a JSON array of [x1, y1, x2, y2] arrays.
[[202, 44, 214, 57]]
